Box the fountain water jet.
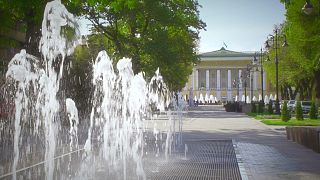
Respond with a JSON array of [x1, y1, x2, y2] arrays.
[[3, 0, 178, 179]]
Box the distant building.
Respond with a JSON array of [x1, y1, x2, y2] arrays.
[[182, 47, 274, 103]]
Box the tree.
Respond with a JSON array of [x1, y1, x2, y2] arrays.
[[309, 100, 318, 119], [0, 0, 82, 56], [251, 102, 257, 113], [295, 100, 304, 120], [263, 24, 301, 101], [281, 100, 290, 121], [258, 101, 264, 113], [278, 0, 320, 100], [268, 102, 273, 114], [72, 0, 206, 91], [0, 0, 205, 91]]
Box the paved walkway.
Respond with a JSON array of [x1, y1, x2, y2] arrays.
[[182, 105, 320, 180]]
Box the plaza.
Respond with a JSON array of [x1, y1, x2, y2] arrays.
[[1, 105, 320, 179], [1, 0, 320, 179], [147, 105, 320, 180]]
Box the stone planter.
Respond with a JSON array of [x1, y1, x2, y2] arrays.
[[286, 126, 320, 153]]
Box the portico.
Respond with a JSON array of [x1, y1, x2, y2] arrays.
[[183, 47, 271, 103]]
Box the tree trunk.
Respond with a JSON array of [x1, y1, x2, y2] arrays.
[[131, 54, 141, 74], [315, 70, 320, 99]]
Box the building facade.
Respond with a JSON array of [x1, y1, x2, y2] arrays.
[[182, 47, 274, 103]]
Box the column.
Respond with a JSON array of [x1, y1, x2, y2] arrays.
[[254, 71, 257, 90], [263, 71, 266, 91], [192, 68, 195, 90], [206, 69, 210, 103], [195, 69, 199, 97], [238, 69, 242, 100], [227, 69, 232, 101], [206, 69, 210, 90], [250, 71, 252, 102], [253, 71, 257, 101], [216, 69, 221, 101]]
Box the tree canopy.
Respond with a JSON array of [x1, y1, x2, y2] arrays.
[[73, 0, 206, 90], [264, 0, 320, 100], [1, 0, 206, 91]]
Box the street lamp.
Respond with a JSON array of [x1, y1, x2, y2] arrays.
[[302, 0, 320, 15], [240, 73, 248, 104], [302, 0, 314, 15], [233, 78, 240, 101], [253, 48, 266, 103], [241, 63, 255, 104], [265, 27, 288, 114]]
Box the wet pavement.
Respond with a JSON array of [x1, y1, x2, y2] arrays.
[[181, 105, 320, 180], [1, 105, 320, 179]]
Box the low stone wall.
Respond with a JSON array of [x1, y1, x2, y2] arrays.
[[286, 126, 320, 153]]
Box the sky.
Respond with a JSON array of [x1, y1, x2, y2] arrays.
[[197, 0, 286, 53], [79, 0, 286, 53]]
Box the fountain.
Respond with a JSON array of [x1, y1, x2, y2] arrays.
[[246, 96, 250, 103], [199, 93, 204, 104], [241, 95, 245, 102], [209, 95, 214, 103], [252, 96, 257, 102], [264, 95, 269, 104], [204, 93, 209, 104], [1, 0, 179, 180], [269, 94, 274, 101]]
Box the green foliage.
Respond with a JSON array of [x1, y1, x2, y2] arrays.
[[77, 0, 206, 91], [0, 0, 205, 91], [295, 100, 304, 120], [258, 101, 264, 113], [262, 119, 320, 126], [224, 102, 241, 112], [268, 102, 273, 114], [309, 100, 318, 119], [0, 0, 82, 54], [274, 0, 320, 99], [281, 100, 291, 122], [251, 103, 257, 113]]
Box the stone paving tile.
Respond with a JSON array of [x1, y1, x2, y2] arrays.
[[179, 105, 320, 180]]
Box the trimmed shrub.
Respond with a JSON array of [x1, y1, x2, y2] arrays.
[[258, 101, 264, 113], [251, 102, 257, 113], [281, 100, 290, 122], [295, 100, 303, 120], [267, 102, 273, 114], [224, 102, 241, 112], [309, 100, 318, 119]]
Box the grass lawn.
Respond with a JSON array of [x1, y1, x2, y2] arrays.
[[246, 112, 320, 126], [261, 119, 320, 126], [246, 112, 280, 120]]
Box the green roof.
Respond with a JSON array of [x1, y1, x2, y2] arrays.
[[200, 47, 255, 58]]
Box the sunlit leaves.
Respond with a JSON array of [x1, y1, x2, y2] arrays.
[[79, 0, 206, 91]]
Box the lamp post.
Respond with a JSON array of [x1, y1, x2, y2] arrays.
[[302, 0, 320, 15], [253, 48, 265, 103], [265, 27, 288, 114], [241, 71, 249, 104], [247, 63, 256, 102], [244, 78, 247, 104], [242, 63, 255, 104], [233, 78, 240, 101], [260, 48, 265, 103]]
